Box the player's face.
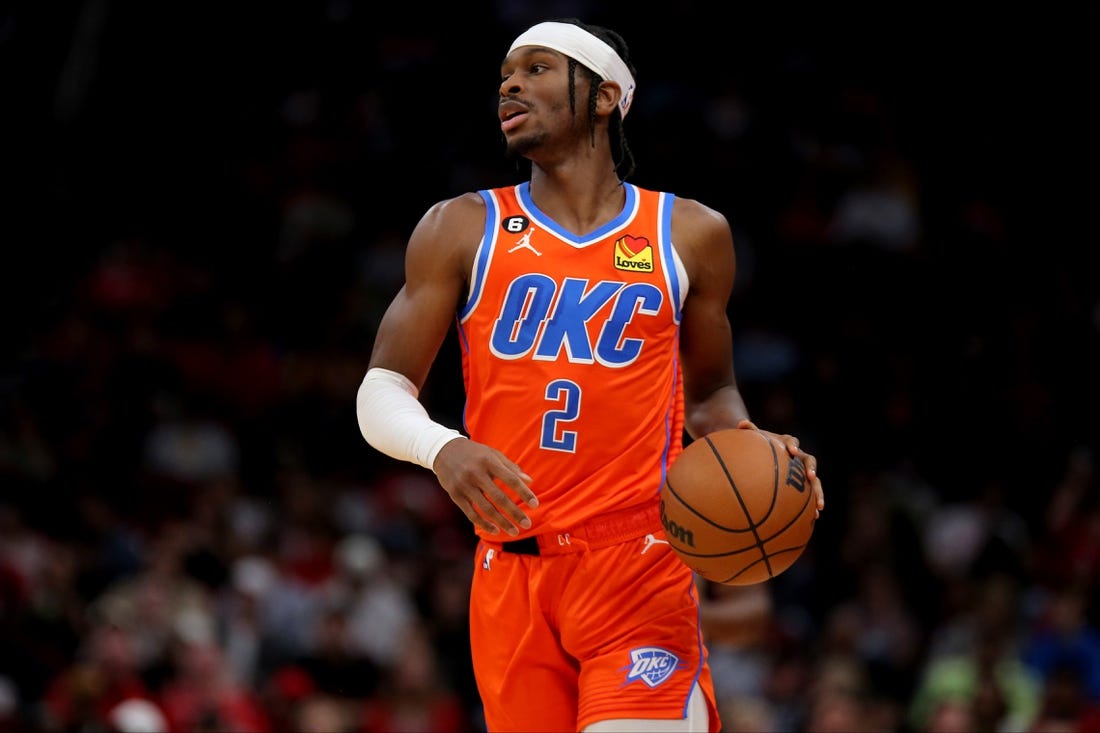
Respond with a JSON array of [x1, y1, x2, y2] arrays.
[[499, 46, 588, 157]]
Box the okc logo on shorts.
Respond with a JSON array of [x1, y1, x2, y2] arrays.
[[622, 646, 681, 688]]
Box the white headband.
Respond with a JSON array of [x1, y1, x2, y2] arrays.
[[508, 21, 636, 119]]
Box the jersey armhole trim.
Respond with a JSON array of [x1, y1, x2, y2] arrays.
[[659, 192, 686, 323], [461, 189, 499, 321]]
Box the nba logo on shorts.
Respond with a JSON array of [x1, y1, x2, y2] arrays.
[[623, 647, 680, 688]]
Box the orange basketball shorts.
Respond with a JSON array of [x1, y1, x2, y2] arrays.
[[469, 504, 720, 732]]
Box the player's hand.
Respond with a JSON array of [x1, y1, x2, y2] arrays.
[[737, 419, 824, 515], [432, 438, 539, 535]]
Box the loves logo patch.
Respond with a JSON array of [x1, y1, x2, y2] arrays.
[[613, 235, 654, 272]]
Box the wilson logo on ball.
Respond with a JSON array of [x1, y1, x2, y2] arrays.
[[660, 498, 695, 547], [786, 456, 807, 493]]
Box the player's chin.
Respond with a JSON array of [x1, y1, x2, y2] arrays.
[[505, 130, 547, 158]]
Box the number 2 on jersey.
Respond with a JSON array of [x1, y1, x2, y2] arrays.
[[541, 379, 580, 452]]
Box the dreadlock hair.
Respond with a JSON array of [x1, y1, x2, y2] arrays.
[[555, 18, 638, 180]]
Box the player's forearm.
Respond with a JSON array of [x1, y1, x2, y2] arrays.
[[356, 367, 466, 470], [683, 385, 751, 439]]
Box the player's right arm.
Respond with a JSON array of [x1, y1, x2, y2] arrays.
[[359, 193, 537, 536], [366, 194, 475, 389]]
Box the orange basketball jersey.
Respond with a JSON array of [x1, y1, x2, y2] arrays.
[[458, 182, 687, 540]]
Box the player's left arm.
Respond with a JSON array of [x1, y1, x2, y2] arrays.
[[674, 198, 823, 512]]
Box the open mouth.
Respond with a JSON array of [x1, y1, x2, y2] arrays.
[[499, 101, 529, 131]]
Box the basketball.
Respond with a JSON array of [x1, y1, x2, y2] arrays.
[[660, 428, 816, 585]]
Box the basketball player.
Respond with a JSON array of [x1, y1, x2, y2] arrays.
[[357, 18, 824, 732]]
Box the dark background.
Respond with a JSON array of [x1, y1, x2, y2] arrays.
[[2, 3, 1099, 732]]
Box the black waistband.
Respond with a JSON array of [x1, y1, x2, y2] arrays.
[[501, 536, 540, 555]]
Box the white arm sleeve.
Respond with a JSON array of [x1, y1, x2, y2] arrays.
[[356, 367, 466, 472]]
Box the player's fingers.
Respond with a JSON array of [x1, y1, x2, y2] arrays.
[[494, 458, 540, 509], [446, 484, 499, 530], [480, 479, 535, 534], [736, 419, 758, 431], [440, 474, 508, 534], [459, 488, 519, 534], [470, 457, 535, 532], [466, 488, 527, 536], [801, 454, 823, 511], [761, 430, 793, 455], [458, 495, 504, 535]]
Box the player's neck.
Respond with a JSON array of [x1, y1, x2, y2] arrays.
[[528, 162, 625, 236]]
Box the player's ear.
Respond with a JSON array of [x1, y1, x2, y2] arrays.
[[595, 80, 622, 118]]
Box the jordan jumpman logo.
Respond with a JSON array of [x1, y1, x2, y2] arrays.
[[642, 534, 670, 554], [508, 227, 542, 256]]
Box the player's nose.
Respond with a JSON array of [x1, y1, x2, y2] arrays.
[[500, 78, 521, 97]]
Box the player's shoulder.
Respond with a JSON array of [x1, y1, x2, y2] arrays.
[[666, 194, 733, 255], [415, 191, 487, 236], [670, 194, 730, 232], [628, 183, 729, 231], [424, 191, 487, 221]]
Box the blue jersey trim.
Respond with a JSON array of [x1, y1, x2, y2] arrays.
[[517, 180, 639, 245], [658, 192, 682, 324], [461, 190, 500, 321]]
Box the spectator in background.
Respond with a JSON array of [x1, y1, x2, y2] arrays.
[[321, 533, 417, 674], [39, 622, 163, 733], [819, 559, 924, 707], [1037, 447, 1100, 592], [156, 623, 272, 733], [1021, 582, 1100, 709], [359, 623, 467, 733], [908, 624, 1042, 733], [105, 698, 170, 733]]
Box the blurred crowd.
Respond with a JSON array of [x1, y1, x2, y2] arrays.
[[3, 2, 1099, 732]]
